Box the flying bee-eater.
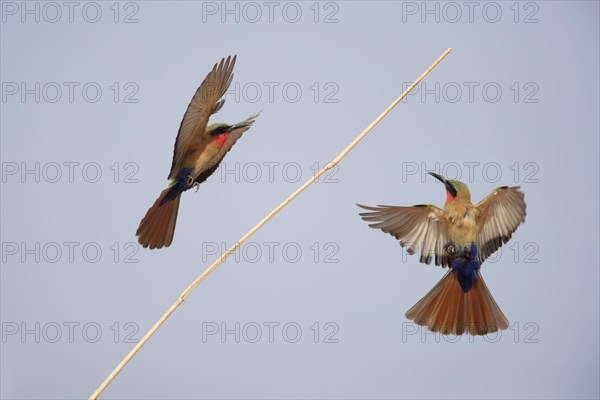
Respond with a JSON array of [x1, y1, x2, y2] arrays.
[[136, 55, 259, 249], [358, 172, 526, 335]]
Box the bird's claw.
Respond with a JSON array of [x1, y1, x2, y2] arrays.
[[185, 175, 200, 191], [443, 241, 456, 253], [456, 243, 478, 258]]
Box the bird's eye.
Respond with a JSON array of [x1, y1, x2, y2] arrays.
[[212, 126, 228, 135]]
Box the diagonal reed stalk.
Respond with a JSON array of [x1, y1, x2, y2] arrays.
[[90, 48, 452, 399]]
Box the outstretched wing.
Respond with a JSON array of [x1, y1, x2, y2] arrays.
[[168, 55, 236, 179], [475, 186, 526, 263], [358, 204, 450, 267]]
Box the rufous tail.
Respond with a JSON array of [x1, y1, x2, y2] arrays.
[[136, 188, 181, 249], [405, 270, 509, 335]]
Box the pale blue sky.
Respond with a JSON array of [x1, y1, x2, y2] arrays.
[[1, 1, 599, 399]]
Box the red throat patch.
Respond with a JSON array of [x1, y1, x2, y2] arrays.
[[445, 191, 455, 206], [213, 134, 229, 149]]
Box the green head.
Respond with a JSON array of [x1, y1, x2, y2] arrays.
[[207, 123, 231, 136], [428, 172, 471, 205]]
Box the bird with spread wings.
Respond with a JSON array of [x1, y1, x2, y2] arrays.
[[358, 172, 526, 335], [137, 55, 259, 249]]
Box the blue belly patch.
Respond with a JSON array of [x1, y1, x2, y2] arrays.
[[159, 168, 193, 206], [451, 243, 480, 292]]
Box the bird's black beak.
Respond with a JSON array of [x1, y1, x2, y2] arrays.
[[428, 172, 446, 184], [428, 172, 457, 197]]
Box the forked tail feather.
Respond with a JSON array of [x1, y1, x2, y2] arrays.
[[136, 187, 181, 249], [405, 270, 509, 335]]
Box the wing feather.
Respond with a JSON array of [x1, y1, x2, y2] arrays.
[[475, 186, 526, 263], [168, 55, 237, 179], [358, 204, 450, 267]]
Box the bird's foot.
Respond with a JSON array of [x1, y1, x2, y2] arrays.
[[184, 174, 200, 192], [456, 243, 477, 259], [443, 241, 456, 254]]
